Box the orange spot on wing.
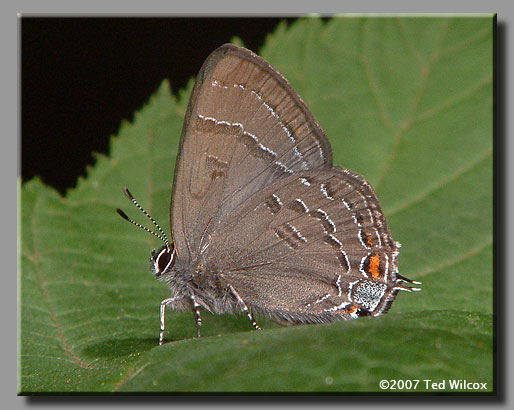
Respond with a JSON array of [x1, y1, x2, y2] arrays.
[[347, 305, 358, 314], [366, 232, 373, 247], [369, 253, 381, 278]]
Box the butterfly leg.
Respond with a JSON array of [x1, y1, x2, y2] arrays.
[[228, 284, 262, 331], [190, 294, 202, 337], [159, 296, 182, 345]]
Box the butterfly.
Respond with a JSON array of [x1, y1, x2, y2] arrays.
[[117, 44, 421, 344]]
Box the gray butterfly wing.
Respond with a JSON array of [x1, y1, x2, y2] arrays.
[[171, 44, 332, 261], [204, 167, 402, 322]]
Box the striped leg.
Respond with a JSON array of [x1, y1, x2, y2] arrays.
[[228, 284, 262, 330], [190, 294, 202, 337], [160, 297, 180, 345]]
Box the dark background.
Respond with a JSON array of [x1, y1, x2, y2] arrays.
[[21, 17, 298, 195]]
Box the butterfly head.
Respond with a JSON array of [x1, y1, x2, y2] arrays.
[[117, 187, 175, 279]]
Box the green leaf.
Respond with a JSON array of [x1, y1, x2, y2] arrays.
[[113, 310, 492, 392], [20, 16, 494, 393]]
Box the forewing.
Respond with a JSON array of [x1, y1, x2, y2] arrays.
[[171, 44, 332, 260], [206, 167, 401, 321]]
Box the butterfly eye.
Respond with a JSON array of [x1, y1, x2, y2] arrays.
[[151, 245, 175, 277], [157, 250, 171, 272]]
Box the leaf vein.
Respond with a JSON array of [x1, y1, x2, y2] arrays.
[[27, 197, 98, 370], [374, 18, 452, 189], [386, 148, 491, 216], [416, 239, 492, 278]]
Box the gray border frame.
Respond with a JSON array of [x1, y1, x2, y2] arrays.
[[10, 0, 511, 408]]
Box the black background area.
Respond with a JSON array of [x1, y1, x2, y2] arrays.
[[21, 17, 298, 195]]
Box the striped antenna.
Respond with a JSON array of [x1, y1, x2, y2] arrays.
[[117, 187, 171, 249]]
